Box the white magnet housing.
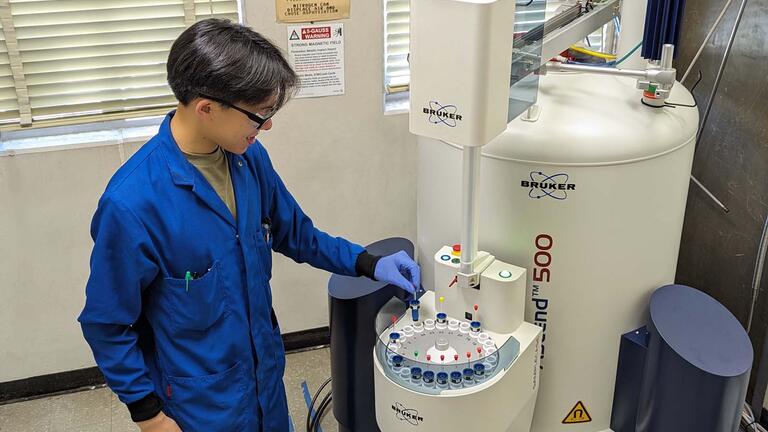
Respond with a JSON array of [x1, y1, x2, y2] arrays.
[[417, 73, 698, 432]]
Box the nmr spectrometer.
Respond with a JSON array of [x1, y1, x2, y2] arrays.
[[326, 1, 754, 432]]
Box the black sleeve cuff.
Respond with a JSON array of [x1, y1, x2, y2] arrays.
[[355, 250, 381, 280], [127, 392, 163, 423]]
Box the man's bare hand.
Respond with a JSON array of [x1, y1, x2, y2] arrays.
[[136, 411, 182, 432]]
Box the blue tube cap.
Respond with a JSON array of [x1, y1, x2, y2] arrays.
[[423, 370, 435, 383], [392, 355, 404, 367], [410, 367, 423, 380], [436, 372, 448, 385], [473, 363, 486, 376], [450, 371, 463, 384], [463, 368, 474, 381]]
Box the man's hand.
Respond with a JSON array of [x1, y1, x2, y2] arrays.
[[374, 250, 421, 294], [136, 412, 182, 432]]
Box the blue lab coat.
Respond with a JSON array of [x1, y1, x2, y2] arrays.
[[78, 112, 364, 431]]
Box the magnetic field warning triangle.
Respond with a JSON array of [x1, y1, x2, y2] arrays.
[[562, 401, 592, 424], [289, 30, 300, 40]]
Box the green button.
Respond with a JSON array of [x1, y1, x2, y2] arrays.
[[499, 270, 512, 278], [451, 258, 460, 264]]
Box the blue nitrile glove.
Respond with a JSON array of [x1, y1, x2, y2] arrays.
[[374, 250, 421, 294]]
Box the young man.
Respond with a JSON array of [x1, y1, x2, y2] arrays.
[[78, 19, 419, 432]]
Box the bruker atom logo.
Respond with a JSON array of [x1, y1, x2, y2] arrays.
[[392, 402, 424, 425], [422, 101, 462, 127], [521, 171, 576, 200]]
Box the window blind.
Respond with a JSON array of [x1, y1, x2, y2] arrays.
[[0, 0, 239, 128], [383, 0, 409, 95]]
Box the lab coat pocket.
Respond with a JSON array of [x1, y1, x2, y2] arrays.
[[165, 361, 247, 432], [161, 261, 229, 332]]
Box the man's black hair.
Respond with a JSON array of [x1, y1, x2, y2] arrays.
[[167, 19, 298, 110]]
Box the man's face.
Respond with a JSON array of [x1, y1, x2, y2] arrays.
[[204, 95, 278, 155]]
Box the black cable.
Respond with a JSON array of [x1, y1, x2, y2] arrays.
[[665, 70, 703, 108], [308, 393, 330, 432], [517, 0, 534, 6], [310, 392, 333, 432], [690, 69, 703, 93], [313, 393, 333, 431], [640, 99, 666, 109], [318, 393, 333, 418], [317, 394, 333, 422], [306, 378, 332, 432], [306, 379, 331, 432]]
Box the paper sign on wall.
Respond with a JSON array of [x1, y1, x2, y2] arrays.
[[287, 23, 345, 98], [276, 0, 350, 23]]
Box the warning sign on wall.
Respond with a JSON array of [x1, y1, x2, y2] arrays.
[[562, 401, 592, 424], [286, 23, 344, 98], [276, 0, 350, 23]]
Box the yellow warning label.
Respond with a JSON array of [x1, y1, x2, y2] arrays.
[[562, 401, 592, 424]]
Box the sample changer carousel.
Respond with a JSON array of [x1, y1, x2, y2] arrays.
[[373, 247, 541, 430]]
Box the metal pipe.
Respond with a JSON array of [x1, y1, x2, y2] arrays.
[[546, 61, 646, 77], [460, 146, 482, 276], [686, 0, 748, 216], [543, 61, 676, 86], [680, 0, 735, 83], [690, 175, 730, 213], [695, 0, 750, 154]]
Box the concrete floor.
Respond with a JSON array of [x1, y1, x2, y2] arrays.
[[0, 347, 338, 432]]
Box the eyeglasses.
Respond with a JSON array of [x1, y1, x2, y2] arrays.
[[198, 94, 276, 129]]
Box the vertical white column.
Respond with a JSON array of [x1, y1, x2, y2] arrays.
[[460, 146, 481, 276], [616, 0, 648, 69]]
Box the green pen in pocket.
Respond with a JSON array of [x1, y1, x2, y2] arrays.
[[185, 270, 192, 292]]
